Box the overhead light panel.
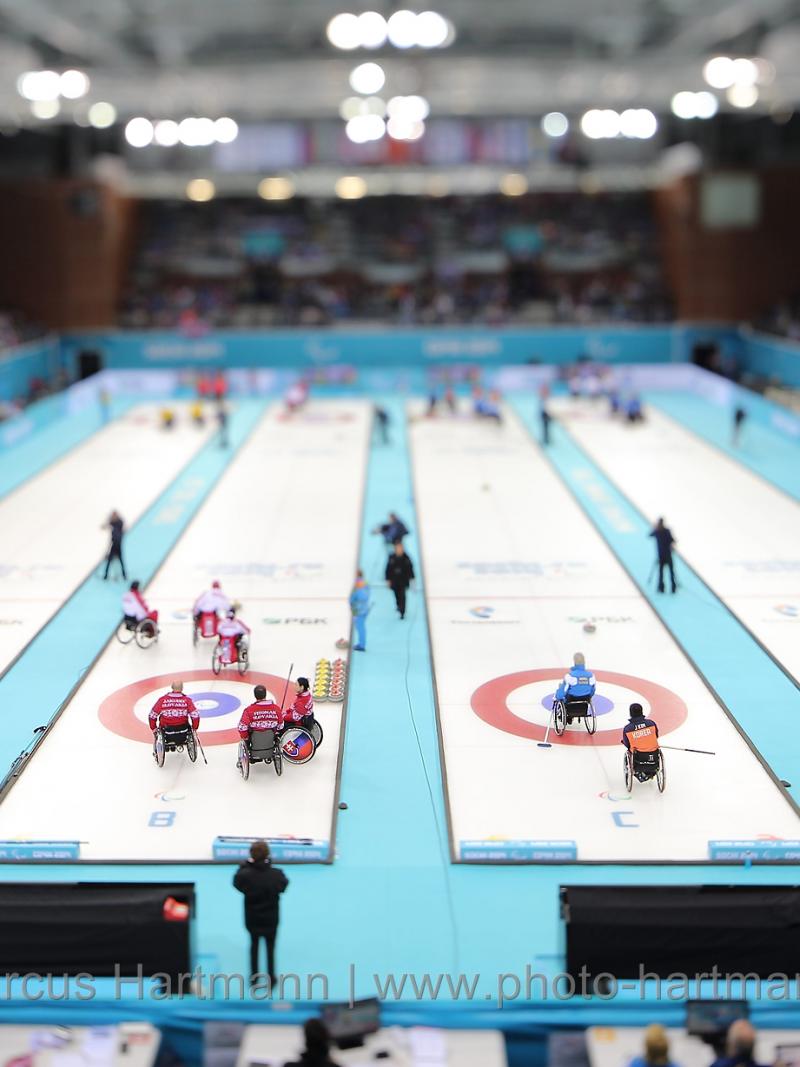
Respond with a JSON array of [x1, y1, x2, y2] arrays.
[[327, 13, 361, 49], [727, 83, 758, 109], [17, 70, 60, 102], [671, 91, 718, 120], [214, 117, 239, 144], [31, 99, 60, 120], [619, 108, 657, 139], [349, 62, 385, 94], [88, 102, 117, 129], [258, 176, 295, 200], [186, 178, 215, 202], [703, 56, 736, 89], [335, 175, 367, 199], [541, 112, 569, 137], [59, 70, 90, 99], [357, 11, 387, 48], [125, 117, 154, 147], [154, 119, 180, 146]]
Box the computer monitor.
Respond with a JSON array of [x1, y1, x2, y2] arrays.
[[686, 1000, 749, 1041], [775, 1045, 800, 1067], [320, 998, 381, 1050]]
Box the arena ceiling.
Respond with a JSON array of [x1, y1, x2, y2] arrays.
[[0, 0, 798, 121]]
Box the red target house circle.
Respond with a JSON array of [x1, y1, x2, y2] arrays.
[[471, 668, 687, 747], [99, 669, 292, 746]]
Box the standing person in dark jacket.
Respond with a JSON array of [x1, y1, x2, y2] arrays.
[[233, 839, 289, 985], [385, 541, 415, 619], [650, 517, 676, 594], [732, 405, 747, 446], [102, 510, 126, 580], [216, 401, 229, 449], [540, 406, 552, 446], [373, 512, 408, 548], [285, 1020, 340, 1067]]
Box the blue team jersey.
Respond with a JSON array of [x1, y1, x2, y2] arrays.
[[556, 666, 596, 701]]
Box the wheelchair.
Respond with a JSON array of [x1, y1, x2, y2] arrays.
[[624, 747, 666, 792], [290, 715, 323, 748], [193, 610, 219, 646], [553, 697, 596, 736], [153, 724, 198, 767], [212, 634, 249, 676], [116, 614, 159, 649], [238, 728, 283, 780], [238, 725, 318, 780]]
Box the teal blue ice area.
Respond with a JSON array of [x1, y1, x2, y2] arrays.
[[3, 392, 800, 1050], [647, 391, 800, 501], [0, 395, 137, 500]]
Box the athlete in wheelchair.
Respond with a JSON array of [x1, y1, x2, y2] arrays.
[[237, 684, 318, 780], [283, 676, 323, 748], [622, 703, 665, 792], [552, 652, 597, 735], [116, 580, 160, 649], [192, 580, 231, 645], [237, 685, 286, 779], [150, 681, 200, 767], [212, 608, 250, 675]]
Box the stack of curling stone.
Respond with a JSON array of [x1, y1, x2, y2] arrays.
[[328, 658, 346, 702], [313, 659, 330, 702]]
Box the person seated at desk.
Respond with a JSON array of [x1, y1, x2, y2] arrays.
[[284, 1019, 340, 1067], [710, 1021, 767, 1067], [629, 1024, 681, 1067]]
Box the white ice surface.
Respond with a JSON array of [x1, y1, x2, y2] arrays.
[[409, 405, 800, 862], [0, 401, 370, 860], [550, 399, 800, 685], [0, 403, 213, 675]]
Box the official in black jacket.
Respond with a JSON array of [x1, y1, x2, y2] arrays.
[[649, 517, 676, 594], [385, 541, 415, 619], [285, 1019, 340, 1067], [233, 839, 289, 984]]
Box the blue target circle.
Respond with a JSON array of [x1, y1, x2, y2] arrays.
[[187, 690, 241, 719], [542, 692, 614, 717]]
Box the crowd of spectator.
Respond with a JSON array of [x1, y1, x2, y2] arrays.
[[753, 296, 800, 340], [0, 308, 62, 422], [0, 308, 46, 351], [119, 192, 673, 330], [0, 367, 72, 422]]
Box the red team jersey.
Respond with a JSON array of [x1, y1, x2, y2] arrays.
[[238, 699, 285, 737], [149, 692, 199, 732], [284, 691, 314, 724]]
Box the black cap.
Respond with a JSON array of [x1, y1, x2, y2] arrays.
[[629, 703, 644, 718]]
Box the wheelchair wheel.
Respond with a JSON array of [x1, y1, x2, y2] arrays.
[[187, 732, 197, 764], [656, 751, 666, 793], [280, 727, 316, 765], [309, 719, 323, 748], [136, 620, 157, 649], [154, 732, 165, 768], [237, 646, 249, 675], [624, 751, 633, 792], [584, 702, 597, 735], [212, 645, 222, 676], [553, 700, 567, 736], [273, 747, 283, 776], [192, 622, 199, 648], [238, 742, 250, 781], [116, 619, 135, 645]]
